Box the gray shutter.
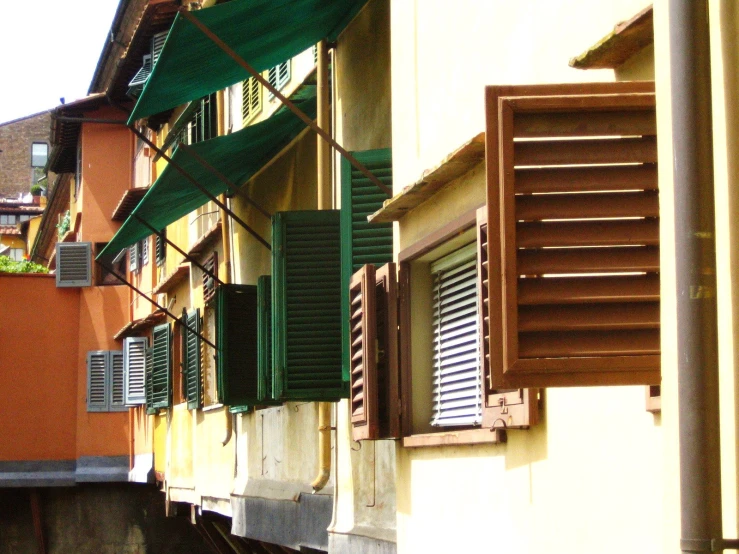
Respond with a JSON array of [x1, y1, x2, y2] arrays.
[[124, 337, 148, 405], [430, 243, 482, 427], [142, 238, 149, 267], [129, 242, 139, 273], [151, 31, 167, 67], [56, 242, 91, 287], [268, 61, 290, 98], [110, 351, 126, 411], [87, 351, 109, 412]]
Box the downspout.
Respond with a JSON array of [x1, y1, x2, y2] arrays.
[[217, 88, 234, 447], [669, 1, 723, 552], [312, 38, 333, 493]]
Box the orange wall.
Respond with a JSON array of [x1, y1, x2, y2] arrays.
[[75, 285, 130, 458], [79, 106, 133, 244], [0, 274, 79, 461]]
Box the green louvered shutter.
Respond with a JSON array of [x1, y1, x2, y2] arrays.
[[216, 284, 259, 408], [145, 347, 155, 415], [340, 149, 393, 383], [183, 309, 202, 409], [256, 275, 281, 407], [272, 210, 344, 401], [149, 323, 172, 411]]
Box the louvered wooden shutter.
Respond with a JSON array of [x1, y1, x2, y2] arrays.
[[145, 346, 154, 414], [349, 263, 401, 441], [476, 208, 538, 428], [110, 351, 126, 410], [272, 210, 344, 400], [216, 284, 259, 407], [129, 242, 140, 273], [183, 309, 202, 409], [155, 230, 166, 266], [56, 242, 91, 287], [124, 337, 148, 405], [268, 61, 290, 98], [142, 238, 149, 266], [257, 276, 279, 404], [486, 82, 659, 388], [341, 148, 393, 384], [242, 77, 262, 124], [151, 31, 167, 67], [87, 351, 108, 412], [203, 252, 218, 304], [148, 323, 172, 411]]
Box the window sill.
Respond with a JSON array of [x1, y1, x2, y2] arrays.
[[402, 428, 506, 448]]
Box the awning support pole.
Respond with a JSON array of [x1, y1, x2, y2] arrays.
[[127, 125, 272, 251], [134, 214, 226, 287], [95, 259, 217, 351], [52, 115, 273, 250], [177, 143, 273, 219], [178, 9, 393, 197]]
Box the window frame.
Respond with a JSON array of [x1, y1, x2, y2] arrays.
[[31, 142, 48, 168]]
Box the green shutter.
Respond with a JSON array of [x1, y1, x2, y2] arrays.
[[340, 149, 393, 383], [145, 346, 155, 415], [149, 323, 172, 411], [257, 275, 281, 406], [272, 210, 345, 401], [216, 284, 259, 407], [184, 309, 202, 410]]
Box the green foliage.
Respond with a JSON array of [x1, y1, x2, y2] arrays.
[[30, 184, 43, 196], [57, 210, 71, 240], [0, 256, 48, 274]]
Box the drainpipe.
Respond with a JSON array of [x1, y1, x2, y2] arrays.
[[312, 38, 333, 493], [669, 1, 722, 552], [216, 88, 234, 447]]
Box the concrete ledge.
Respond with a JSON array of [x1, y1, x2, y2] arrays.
[[0, 460, 76, 487], [231, 492, 332, 551], [75, 456, 129, 483], [329, 530, 397, 554], [128, 453, 154, 484]]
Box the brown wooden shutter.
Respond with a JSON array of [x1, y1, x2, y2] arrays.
[[349, 263, 402, 441], [476, 207, 539, 427], [486, 82, 660, 388], [202, 252, 218, 304]]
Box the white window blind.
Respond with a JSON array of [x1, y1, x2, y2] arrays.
[[430, 242, 482, 427]]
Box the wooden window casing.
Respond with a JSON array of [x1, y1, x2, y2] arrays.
[[485, 82, 659, 388]]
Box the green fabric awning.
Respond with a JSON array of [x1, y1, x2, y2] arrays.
[[128, 0, 367, 124], [99, 91, 317, 260]]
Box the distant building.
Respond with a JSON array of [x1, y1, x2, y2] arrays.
[[0, 196, 44, 260], [0, 111, 54, 199]]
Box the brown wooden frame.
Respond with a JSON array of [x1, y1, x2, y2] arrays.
[[485, 81, 661, 389]]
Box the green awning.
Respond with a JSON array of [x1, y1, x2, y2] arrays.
[[128, 0, 367, 124], [99, 91, 317, 260]]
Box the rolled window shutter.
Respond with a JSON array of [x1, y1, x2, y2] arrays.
[[486, 82, 659, 388], [110, 351, 126, 410], [340, 148, 393, 384], [272, 210, 344, 400], [216, 285, 259, 407], [87, 351, 108, 412], [149, 323, 172, 410], [124, 337, 148, 405], [56, 242, 91, 287], [184, 309, 202, 409]]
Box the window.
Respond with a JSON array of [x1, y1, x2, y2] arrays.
[[429, 243, 482, 427], [190, 93, 217, 144], [485, 82, 659, 389], [127, 31, 167, 99], [242, 76, 262, 124], [8, 248, 24, 262], [202, 251, 218, 304], [31, 143, 48, 168], [87, 350, 126, 412], [142, 236, 149, 267], [19, 215, 30, 222], [0, 214, 17, 225], [267, 61, 290, 99], [93, 242, 126, 286]]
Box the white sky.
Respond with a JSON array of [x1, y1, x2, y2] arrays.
[[0, 0, 121, 124]]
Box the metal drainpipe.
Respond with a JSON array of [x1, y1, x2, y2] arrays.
[[312, 38, 333, 493], [669, 1, 723, 552]]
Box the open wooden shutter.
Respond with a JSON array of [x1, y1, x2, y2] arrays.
[[145, 346, 154, 414], [56, 242, 91, 287], [341, 148, 393, 384], [485, 82, 659, 388], [216, 284, 259, 407], [476, 207, 538, 428], [87, 351, 109, 412], [148, 323, 172, 411], [110, 351, 126, 411], [272, 210, 344, 400], [203, 252, 218, 304], [349, 263, 401, 441], [124, 337, 148, 405], [256, 276, 280, 405], [183, 309, 202, 409]]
